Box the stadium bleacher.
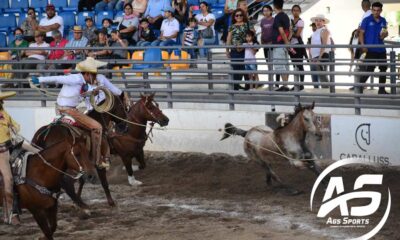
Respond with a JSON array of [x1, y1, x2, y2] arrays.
[[4, 0, 29, 13]]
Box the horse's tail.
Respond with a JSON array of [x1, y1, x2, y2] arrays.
[[220, 123, 247, 141]]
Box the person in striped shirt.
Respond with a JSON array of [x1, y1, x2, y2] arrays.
[[182, 18, 199, 62]]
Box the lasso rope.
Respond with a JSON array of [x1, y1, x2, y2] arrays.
[[90, 86, 114, 113], [29, 81, 318, 163]]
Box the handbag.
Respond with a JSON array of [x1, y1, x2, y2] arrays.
[[200, 27, 214, 39]]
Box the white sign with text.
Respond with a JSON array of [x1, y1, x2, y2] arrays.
[[331, 115, 400, 166]]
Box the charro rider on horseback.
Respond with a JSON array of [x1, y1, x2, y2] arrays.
[[0, 91, 39, 225], [31, 57, 128, 169]]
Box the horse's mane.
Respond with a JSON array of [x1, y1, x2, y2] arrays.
[[276, 103, 315, 130]]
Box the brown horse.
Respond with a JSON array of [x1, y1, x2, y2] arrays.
[[221, 103, 323, 195], [109, 93, 169, 185], [0, 139, 96, 240], [32, 93, 128, 209]]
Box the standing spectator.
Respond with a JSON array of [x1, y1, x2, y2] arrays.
[[271, 0, 291, 91], [359, 1, 388, 94], [95, 0, 118, 11], [183, 17, 199, 62], [143, 0, 170, 30], [219, 0, 237, 42], [243, 30, 259, 88], [115, 0, 133, 11], [64, 26, 89, 61], [307, 22, 318, 85], [289, 5, 307, 91], [102, 18, 113, 35], [22, 31, 49, 78], [117, 3, 139, 45], [191, 2, 216, 58], [9, 28, 29, 84], [88, 28, 111, 60], [309, 14, 332, 89], [360, 0, 372, 24], [83, 17, 98, 45], [172, 0, 187, 25], [137, 18, 157, 46], [131, 0, 148, 16], [78, 0, 101, 12], [20, 8, 38, 43], [237, 0, 248, 16], [151, 6, 179, 47], [260, 5, 279, 86], [45, 30, 69, 75], [36, 4, 64, 43], [226, 8, 252, 90]]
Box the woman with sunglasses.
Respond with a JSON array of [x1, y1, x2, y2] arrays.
[[20, 8, 38, 43], [226, 8, 253, 90]]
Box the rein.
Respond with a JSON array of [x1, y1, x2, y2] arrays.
[[37, 148, 85, 180]]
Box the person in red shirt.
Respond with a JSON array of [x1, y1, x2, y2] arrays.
[[44, 30, 69, 76]]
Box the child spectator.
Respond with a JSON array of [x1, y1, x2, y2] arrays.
[[243, 30, 259, 88], [83, 17, 98, 45], [137, 18, 156, 46], [182, 18, 199, 61]]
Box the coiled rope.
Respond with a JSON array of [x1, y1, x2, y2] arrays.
[[90, 86, 114, 113]]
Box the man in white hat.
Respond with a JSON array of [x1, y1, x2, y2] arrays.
[[31, 57, 126, 169]]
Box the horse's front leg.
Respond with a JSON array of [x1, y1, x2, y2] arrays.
[[122, 155, 143, 186], [60, 176, 89, 212], [47, 203, 58, 234], [30, 208, 53, 240], [96, 167, 115, 207]]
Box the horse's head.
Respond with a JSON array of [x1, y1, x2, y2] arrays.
[[298, 102, 322, 140], [130, 93, 169, 127], [68, 139, 97, 183]]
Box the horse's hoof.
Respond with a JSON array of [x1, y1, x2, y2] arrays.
[[108, 199, 116, 207], [128, 176, 143, 186]]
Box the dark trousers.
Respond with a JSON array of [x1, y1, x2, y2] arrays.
[[288, 46, 305, 83], [230, 49, 249, 90], [359, 51, 387, 91], [264, 48, 280, 85]]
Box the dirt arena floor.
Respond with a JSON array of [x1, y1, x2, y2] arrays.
[[0, 151, 398, 240]]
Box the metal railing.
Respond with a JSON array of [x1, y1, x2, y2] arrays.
[[0, 44, 399, 115]]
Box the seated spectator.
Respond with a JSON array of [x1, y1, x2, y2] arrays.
[[83, 17, 98, 45], [137, 18, 156, 46], [36, 4, 64, 43], [116, 3, 139, 45], [64, 26, 89, 61], [143, 0, 170, 29], [191, 1, 216, 58], [151, 6, 179, 47], [182, 18, 199, 61], [44, 30, 69, 75], [109, 29, 129, 70], [172, 0, 187, 25], [8, 28, 29, 84], [20, 8, 39, 43], [95, 0, 118, 11], [78, 0, 101, 12], [88, 28, 111, 60], [22, 31, 49, 78], [102, 18, 113, 35]]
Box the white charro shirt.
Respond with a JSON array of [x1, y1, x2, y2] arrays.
[[38, 74, 122, 109], [84, 74, 122, 111]]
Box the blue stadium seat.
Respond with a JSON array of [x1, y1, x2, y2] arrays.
[[31, 0, 48, 12], [59, 11, 76, 28], [77, 11, 95, 26], [4, 0, 29, 13], [63, 0, 78, 12], [0, 14, 17, 32], [0, 1, 10, 11], [213, 7, 224, 20], [95, 11, 113, 28], [50, 0, 68, 11], [203, 0, 218, 7], [114, 10, 124, 20], [187, 0, 199, 7], [8, 34, 15, 44], [133, 48, 163, 70], [0, 33, 7, 47], [19, 11, 43, 25]]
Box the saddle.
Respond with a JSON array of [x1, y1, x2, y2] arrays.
[[10, 142, 34, 185]]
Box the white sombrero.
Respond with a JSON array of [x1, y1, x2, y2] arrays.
[[0, 90, 16, 100], [75, 57, 107, 74], [310, 14, 330, 24]]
